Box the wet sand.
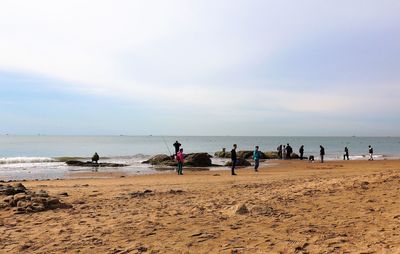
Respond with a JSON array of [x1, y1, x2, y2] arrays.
[[1, 160, 400, 253]]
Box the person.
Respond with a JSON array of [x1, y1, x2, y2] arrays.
[[368, 145, 374, 161], [320, 145, 325, 163], [231, 144, 237, 175], [286, 143, 293, 159], [173, 141, 181, 156], [92, 152, 99, 164], [344, 147, 349, 160], [299, 145, 304, 160], [282, 145, 286, 160], [277, 145, 283, 159], [253, 146, 261, 172], [176, 148, 184, 175]]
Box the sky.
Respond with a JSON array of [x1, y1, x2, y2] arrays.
[[0, 0, 399, 136]]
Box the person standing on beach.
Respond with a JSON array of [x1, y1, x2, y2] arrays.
[[368, 145, 374, 161], [299, 145, 304, 160], [173, 141, 181, 156], [282, 145, 286, 160], [176, 148, 184, 175], [277, 145, 283, 159], [344, 147, 349, 160], [286, 144, 293, 159], [320, 145, 325, 163], [231, 144, 237, 175], [253, 146, 261, 172]]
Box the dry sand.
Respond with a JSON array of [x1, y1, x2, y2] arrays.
[[1, 160, 400, 253]]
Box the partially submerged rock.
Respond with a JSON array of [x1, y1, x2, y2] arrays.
[[143, 153, 214, 167], [225, 158, 251, 167], [214, 150, 280, 159], [66, 160, 127, 167], [184, 153, 212, 167]]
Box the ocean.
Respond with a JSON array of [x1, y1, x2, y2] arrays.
[[0, 135, 399, 180]]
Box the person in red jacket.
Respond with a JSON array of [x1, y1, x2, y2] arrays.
[[176, 148, 184, 175]]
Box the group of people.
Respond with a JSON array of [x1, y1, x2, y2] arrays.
[[172, 141, 376, 175]]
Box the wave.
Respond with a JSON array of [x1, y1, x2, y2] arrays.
[[0, 157, 56, 165]]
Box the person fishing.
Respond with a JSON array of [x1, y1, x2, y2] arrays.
[[173, 141, 181, 156], [176, 148, 184, 175], [231, 144, 237, 175], [320, 145, 325, 163], [92, 152, 99, 164], [253, 146, 261, 172], [344, 147, 349, 160], [368, 145, 374, 161], [299, 145, 304, 160]]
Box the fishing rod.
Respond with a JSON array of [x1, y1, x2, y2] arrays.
[[162, 136, 173, 157]]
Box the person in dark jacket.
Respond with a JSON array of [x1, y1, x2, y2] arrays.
[[253, 146, 261, 172], [277, 145, 283, 159], [368, 145, 374, 161], [320, 145, 325, 163], [231, 144, 237, 175], [299, 145, 304, 160], [286, 144, 293, 159], [173, 141, 181, 156], [344, 147, 349, 160], [92, 152, 99, 164]]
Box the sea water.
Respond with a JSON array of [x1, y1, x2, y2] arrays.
[[0, 135, 399, 180]]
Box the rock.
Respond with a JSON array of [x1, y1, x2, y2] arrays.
[[66, 160, 127, 167], [263, 151, 279, 159], [13, 193, 28, 202], [225, 158, 251, 167], [143, 153, 214, 167], [0, 183, 27, 196], [214, 151, 231, 158], [35, 190, 49, 198], [13, 207, 26, 214], [237, 151, 254, 159], [58, 192, 69, 196], [142, 154, 172, 165], [184, 153, 212, 167]]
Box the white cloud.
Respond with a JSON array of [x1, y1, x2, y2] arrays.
[[0, 0, 399, 116]]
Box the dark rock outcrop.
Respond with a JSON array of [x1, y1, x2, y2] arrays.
[[215, 150, 279, 160], [66, 160, 127, 167], [264, 151, 279, 159], [184, 153, 212, 167], [214, 151, 231, 158], [225, 158, 251, 167], [143, 153, 213, 167]]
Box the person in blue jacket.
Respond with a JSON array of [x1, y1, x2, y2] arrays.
[[253, 146, 261, 172]]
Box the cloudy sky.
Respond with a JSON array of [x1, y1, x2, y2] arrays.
[[0, 0, 399, 136]]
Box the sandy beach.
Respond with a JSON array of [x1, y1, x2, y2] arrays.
[[1, 160, 400, 253]]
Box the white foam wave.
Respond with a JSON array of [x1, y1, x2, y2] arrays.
[[0, 157, 56, 164]]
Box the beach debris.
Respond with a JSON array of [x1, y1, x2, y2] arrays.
[[58, 192, 69, 196], [234, 204, 249, 215], [353, 181, 370, 190], [66, 160, 127, 167], [169, 189, 184, 194], [0, 183, 72, 214], [129, 190, 154, 198]]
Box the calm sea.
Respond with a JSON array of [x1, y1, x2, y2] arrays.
[[0, 135, 399, 180]]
